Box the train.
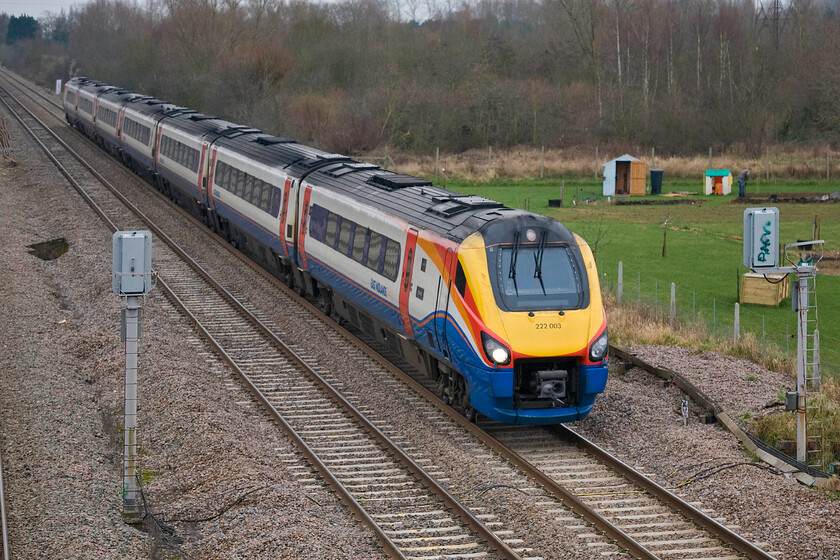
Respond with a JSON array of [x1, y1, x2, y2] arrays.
[[62, 76, 609, 425]]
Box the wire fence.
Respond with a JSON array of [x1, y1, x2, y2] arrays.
[[598, 258, 840, 378]]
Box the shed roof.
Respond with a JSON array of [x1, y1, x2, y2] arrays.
[[705, 169, 731, 177], [603, 154, 640, 167]]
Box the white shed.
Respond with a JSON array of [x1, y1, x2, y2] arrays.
[[603, 154, 646, 196]]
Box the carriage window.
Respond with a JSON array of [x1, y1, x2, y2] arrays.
[[245, 175, 256, 203], [308, 205, 328, 241], [270, 187, 282, 217], [337, 219, 353, 255], [366, 232, 383, 273], [383, 238, 401, 281], [325, 213, 338, 247], [259, 182, 272, 212], [214, 161, 226, 187], [352, 226, 367, 263]]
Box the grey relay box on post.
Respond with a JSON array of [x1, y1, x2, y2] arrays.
[[112, 230, 152, 296], [743, 207, 779, 269]]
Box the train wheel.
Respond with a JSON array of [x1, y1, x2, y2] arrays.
[[317, 288, 333, 317], [461, 386, 477, 422], [464, 402, 477, 423]]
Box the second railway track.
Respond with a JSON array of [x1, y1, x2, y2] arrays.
[[0, 69, 782, 560]]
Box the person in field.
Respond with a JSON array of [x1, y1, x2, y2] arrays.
[[738, 168, 751, 197]]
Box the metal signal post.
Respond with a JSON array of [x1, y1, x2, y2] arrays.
[[112, 231, 153, 520]]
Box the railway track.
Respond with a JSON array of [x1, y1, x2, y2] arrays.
[[0, 77, 530, 559], [0, 69, 781, 560], [0, 443, 8, 560]]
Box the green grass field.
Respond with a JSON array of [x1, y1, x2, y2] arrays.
[[434, 175, 840, 378]]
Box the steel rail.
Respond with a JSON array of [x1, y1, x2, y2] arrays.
[[0, 68, 63, 112], [557, 425, 777, 560], [0, 76, 522, 560], [0, 444, 9, 560]]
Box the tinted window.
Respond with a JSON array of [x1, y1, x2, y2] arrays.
[[494, 244, 584, 310], [326, 213, 338, 248], [383, 238, 400, 281], [352, 226, 367, 263], [366, 232, 383, 273], [337, 219, 352, 255], [309, 205, 328, 241]]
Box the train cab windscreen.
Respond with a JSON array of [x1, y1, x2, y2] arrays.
[[490, 232, 587, 311]]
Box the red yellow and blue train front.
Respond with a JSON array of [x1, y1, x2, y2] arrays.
[[449, 213, 608, 425]]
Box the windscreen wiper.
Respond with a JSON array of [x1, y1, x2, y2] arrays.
[[534, 231, 547, 295], [508, 231, 520, 295]]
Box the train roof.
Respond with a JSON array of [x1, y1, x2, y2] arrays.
[[306, 164, 527, 242], [98, 89, 147, 106], [214, 132, 346, 174], [78, 81, 118, 98], [159, 112, 250, 142], [123, 97, 185, 118]]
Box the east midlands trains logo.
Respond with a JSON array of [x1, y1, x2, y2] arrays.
[[371, 279, 388, 297]]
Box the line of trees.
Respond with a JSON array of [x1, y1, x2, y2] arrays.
[[2, 0, 840, 156]]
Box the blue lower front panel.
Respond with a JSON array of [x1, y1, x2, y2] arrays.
[[462, 361, 609, 425]]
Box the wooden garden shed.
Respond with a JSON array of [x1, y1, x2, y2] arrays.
[[603, 155, 646, 196]]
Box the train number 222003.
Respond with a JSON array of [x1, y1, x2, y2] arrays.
[[535, 323, 562, 330]]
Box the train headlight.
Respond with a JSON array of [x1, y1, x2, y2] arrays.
[[481, 332, 511, 366], [589, 330, 609, 362]]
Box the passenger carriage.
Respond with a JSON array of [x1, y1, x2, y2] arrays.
[[119, 98, 183, 179], [93, 89, 145, 157], [73, 80, 116, 139]]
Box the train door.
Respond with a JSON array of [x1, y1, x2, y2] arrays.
[[197, 141, 210, 202], [278, 178, 293, 259], [435, 248, 454, 358], [399, 228, 419, 337], [294, 184, 312, 269], [116, 107, 124, 140]]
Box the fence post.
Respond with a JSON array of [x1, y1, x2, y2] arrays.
[[786, 323, 790, 358], [638, 272, 641, 303], [435, 147, 440, 177], [595, 146, 599, 178], [766, 146, 770, 179], [488, 145, 492, 168], [734, 303, 740, 343], [618, 262, 623, 303], [670, 282, 676, 329], [762, 315, 765, 355], [540, 146, 545, 179], [713, 298, 716, 337]]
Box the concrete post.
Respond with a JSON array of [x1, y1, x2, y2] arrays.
[[734, 303, 740, 343], [617, 261, 623, 304], [670, 282, 676, 329]]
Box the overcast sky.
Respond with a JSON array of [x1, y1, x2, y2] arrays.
[[1, 0, 88, 19]]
